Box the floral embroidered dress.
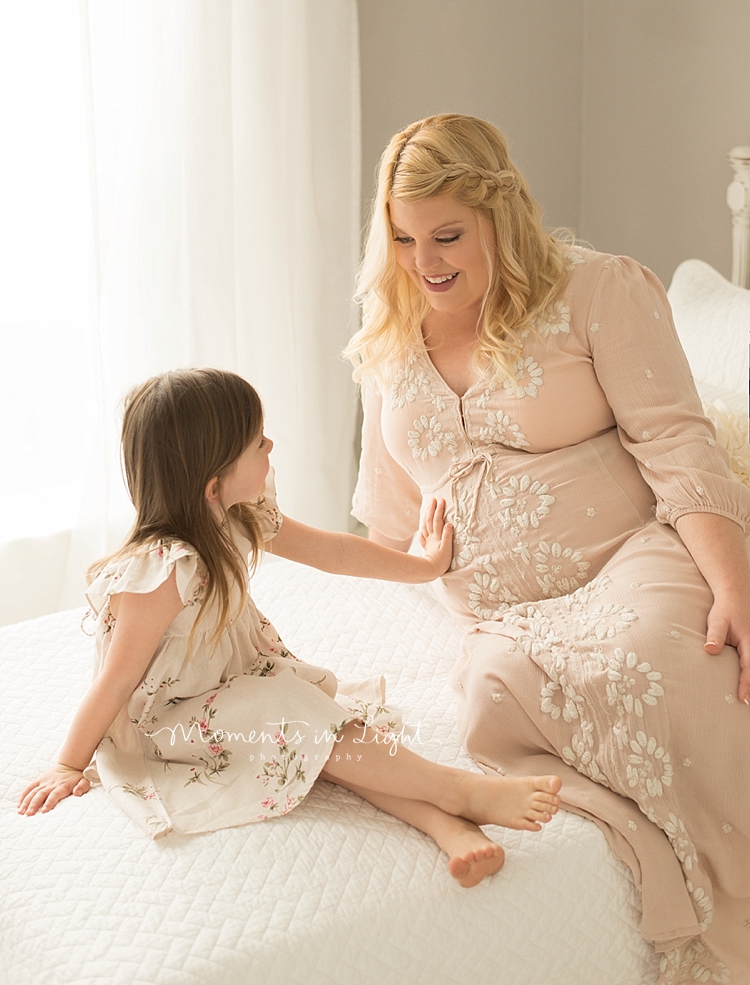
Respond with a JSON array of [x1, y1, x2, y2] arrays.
[[352, 249, 750, 983], [83, 485, 396, 839]]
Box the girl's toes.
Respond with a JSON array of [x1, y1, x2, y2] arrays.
[[448, 854, 472, 880]]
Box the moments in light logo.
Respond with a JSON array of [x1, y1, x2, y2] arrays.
[[146, 717, 427, 757]]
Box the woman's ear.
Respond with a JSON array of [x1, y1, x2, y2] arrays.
[[204, 476, 221, 506]]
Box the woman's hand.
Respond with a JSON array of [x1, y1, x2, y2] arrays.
[[703, 590, 750, 705], [17, 764, 91, 816], [674, 511, 750, 703], [419, 498, 454, 577]]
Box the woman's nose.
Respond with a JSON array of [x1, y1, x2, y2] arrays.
[[414, 240, 441, 271]]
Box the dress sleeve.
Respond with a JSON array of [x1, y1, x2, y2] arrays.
[[85, 543, 202, 617], [587, 256, 750, 531], [351, 375, 423, 541], [254, 467, 283, 542]]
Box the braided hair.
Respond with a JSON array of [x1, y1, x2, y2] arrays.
[[345, 114, 570, 381]]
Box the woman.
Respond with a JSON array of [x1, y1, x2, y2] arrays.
[[345, 114, 750, 983]]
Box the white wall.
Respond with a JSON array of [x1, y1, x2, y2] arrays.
[[580, 0, 750, 283], [358, 0, 584, 233], [359, 0, 750, 285]]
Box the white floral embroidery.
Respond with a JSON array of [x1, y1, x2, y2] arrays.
[[468, 558, 521, 620], [533, 300, 571, 339], [478, 411, 530, 448], [642, 430, 652, 440], [627, 820, 638, 831], [721, 822, 733, 834], [534, 541, 590, 597], [682, 758, 691, 767], [626, 730, 674, 798], [589, 322, 600, 333], [565, 249, 586, 269], [644, 369, 654, 379], [504, 356, 544, 398], [391, 366, 430, 409], [493, 474, 555, 533], [449, 481, 482, 569], [408, 416, 453, 461], [725, 694, 736, 704], [653, 311, 660, 320], [586, 507, 597, 517], [491, 692, 504, 704], [663, 812, 698, 872], [475, 381, 500, 410], [606, 648, 664, 719]]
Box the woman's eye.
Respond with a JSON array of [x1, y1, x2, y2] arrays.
[[436, 234, 460, 244], [393, 236, 413, 245]]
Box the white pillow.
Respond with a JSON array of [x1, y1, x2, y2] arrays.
[[667, 259, 749, 411]]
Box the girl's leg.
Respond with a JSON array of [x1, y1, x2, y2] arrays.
[[319, 721, 561, 831], [341, 778, 505, 888]]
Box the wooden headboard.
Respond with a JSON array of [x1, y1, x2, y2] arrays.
[[728, 146, 750, 288]]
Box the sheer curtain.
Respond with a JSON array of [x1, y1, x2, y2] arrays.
[[0, 0, 361, 625]]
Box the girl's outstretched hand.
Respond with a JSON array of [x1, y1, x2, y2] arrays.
[[419, 498, 454, 577], [17, 764, 91, 816]]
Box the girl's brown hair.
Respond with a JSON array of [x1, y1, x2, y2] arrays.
[[89, 368, 266, 645], [344, 113, 570, 380]]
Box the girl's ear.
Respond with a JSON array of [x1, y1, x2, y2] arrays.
[[204, 476, 221, 506]]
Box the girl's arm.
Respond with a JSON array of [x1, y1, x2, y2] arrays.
[[18, 570, 184, 816], [674, 511, 750, 704], [368, 528, 413, 552], [270, 498, 453, 582]]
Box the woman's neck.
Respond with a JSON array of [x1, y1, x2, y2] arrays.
[[422, 310, 481, 396]]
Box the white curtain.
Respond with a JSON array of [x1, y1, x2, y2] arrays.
[[0, 0, 361, 625]]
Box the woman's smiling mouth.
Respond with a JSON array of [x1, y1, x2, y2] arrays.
[[423, 272, 459, 291]]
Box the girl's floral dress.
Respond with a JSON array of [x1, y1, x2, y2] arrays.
[[83, 482, 398, 839]]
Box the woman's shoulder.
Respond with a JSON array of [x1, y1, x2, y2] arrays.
[[86, 540, 204, 615]]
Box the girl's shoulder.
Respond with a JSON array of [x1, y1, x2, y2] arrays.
[[86, 541, 205, 617]]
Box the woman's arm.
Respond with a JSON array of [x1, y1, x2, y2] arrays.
[[674, 511, 750, 704], [18, 571, 184, 815], [270, 499, 452, 582]]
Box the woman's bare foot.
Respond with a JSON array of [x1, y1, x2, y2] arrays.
[[454, 773, 562, 831], [440, 816, 505, 887]]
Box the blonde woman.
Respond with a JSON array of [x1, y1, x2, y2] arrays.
[[346, 114, 750, 981]]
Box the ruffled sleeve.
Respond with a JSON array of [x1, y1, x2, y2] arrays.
[[254, 467, 283, 542], [587, 255, 750, 531], [351, 374, 423, 541], [85, 542, 202, 617]]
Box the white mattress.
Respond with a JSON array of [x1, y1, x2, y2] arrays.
[[2, 555, 660, 985]]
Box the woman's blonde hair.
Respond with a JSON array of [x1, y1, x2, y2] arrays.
[[344, 114, 570, 380], [89, 368, 266, 646]]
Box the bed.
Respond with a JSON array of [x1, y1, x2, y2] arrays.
[[3, 161, 749, 985]]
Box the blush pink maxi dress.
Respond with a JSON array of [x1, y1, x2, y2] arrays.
[[352, 249, 750, 984]]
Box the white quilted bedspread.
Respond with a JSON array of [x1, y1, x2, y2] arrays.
[[2, 556, 660, 985]]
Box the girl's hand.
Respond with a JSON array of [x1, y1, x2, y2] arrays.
[[419, 498, 454, 577], [17, 764, 91, 816]]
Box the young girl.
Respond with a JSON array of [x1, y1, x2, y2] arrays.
[[18, 369, 561, 887]]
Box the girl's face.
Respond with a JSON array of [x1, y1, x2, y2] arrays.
[[388, 195, 494, 318], [216, 429, 274, 510]]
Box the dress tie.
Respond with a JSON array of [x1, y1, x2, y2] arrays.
[[448, 449, 495, 529]]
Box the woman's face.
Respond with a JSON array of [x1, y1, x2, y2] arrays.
[[388, 195, 494, 318]]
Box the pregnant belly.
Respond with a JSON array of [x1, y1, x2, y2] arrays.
[[434, 429, 656, 625]]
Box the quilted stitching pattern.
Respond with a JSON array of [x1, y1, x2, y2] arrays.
[[1, 558, 660, 985]]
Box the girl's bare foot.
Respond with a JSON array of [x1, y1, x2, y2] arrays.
[[457, 773, 562, 831], [439, 815, 505, 887], [448, 842, 505, 887]]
